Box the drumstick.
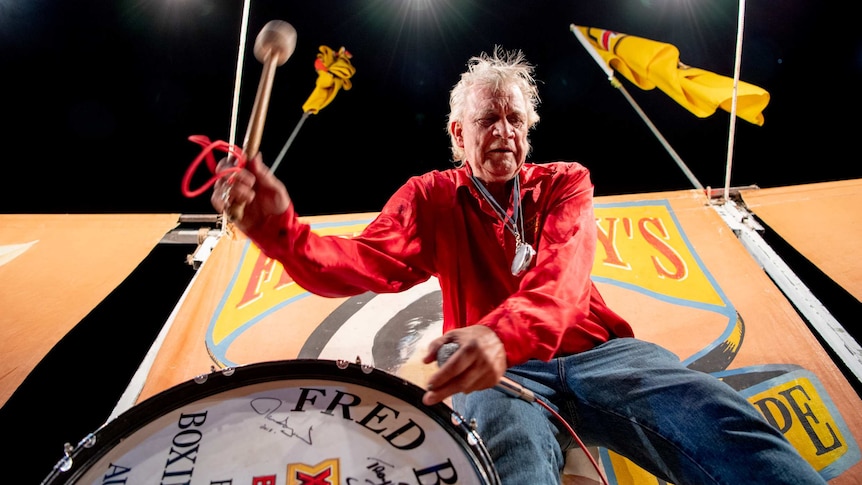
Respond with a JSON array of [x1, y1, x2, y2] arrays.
[[227, 20, 297, 223]]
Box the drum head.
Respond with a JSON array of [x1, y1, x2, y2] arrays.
[[42, 359, 500, 485]]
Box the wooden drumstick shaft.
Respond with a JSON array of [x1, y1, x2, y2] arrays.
[[228, 20, 297, 223], [242, 56, 279, 161]]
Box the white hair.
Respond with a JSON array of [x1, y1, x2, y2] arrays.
[[446, 46, 541, 163]]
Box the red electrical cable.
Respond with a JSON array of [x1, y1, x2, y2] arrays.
[[535, 397, 610, 485], [435, 342, 610, 484], [181, 135, 248, 198]]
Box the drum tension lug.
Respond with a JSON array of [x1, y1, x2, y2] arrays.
[[355, 356, 374, 374]]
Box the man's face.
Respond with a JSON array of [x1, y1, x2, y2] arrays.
[[452, 83, 529, 183]]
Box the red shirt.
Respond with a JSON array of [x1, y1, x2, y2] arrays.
[[247, 161, 634, 366]]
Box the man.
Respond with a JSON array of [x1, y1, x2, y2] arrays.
[[212, 47, 826, 484]]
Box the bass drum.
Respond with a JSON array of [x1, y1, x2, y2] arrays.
[[42, 359, 500, 485]]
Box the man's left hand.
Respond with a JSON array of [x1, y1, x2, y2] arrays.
[[421, 325, 508, 405]]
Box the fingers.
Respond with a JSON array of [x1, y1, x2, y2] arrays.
[[422, 347, 485, 406], [210, 173, 232, 213], [421, 337, 446, 365], [210, 152, 292, 228], [244, 152, 267, 177], [422, 327, 507, 406], [210, 155, 257, 214]]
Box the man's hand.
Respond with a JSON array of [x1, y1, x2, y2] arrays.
[[421, 325, 508, 405], [211, 153, 291, 233]]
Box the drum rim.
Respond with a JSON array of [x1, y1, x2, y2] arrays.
[[42, 358, 501, 485]]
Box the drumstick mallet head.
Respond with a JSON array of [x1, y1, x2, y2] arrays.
[[227, 20, 297, 223]]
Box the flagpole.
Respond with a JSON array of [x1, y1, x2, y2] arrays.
[[723, 0, 747, 202], [218, 0, 253, 236], [229, 0, 252, 151], [569, 25, 705, 193]]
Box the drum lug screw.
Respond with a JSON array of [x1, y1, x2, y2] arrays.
[[353, 356, 374, 373]]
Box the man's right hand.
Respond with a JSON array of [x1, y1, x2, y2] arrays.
[[211, 153, 291, 233]]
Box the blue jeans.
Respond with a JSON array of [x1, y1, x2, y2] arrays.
[[453, 338, 827, 484]]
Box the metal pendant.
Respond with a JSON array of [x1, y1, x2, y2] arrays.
[[511, 243, 536, 276]]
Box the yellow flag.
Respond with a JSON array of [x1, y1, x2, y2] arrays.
[[302, 45, 356, 114], [575, 25, 769, 126]]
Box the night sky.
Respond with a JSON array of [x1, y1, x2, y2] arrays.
[[3, 0, 860, 217]]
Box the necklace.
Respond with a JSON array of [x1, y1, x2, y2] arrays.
[[470, 173, 536, 276]]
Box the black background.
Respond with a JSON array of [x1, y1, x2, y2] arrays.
[[1, 1, 860, 482]]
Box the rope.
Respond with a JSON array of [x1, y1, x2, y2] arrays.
[[230, 0, 251, 150], [723, 0, 747, 202], [180, 135, 246, 198]]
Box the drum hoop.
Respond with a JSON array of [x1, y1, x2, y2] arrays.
[[42, 359, 500, 485]]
